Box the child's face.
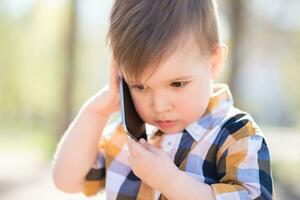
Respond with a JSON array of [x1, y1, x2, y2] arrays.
[[124, 36, 225, 134]]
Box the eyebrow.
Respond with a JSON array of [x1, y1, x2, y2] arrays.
[[166, 75, 195, 82], [128, 75, 195, 86]]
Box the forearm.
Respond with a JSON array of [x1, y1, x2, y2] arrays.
[[160, 169, 215, 200], [52, 105, 109, 192]]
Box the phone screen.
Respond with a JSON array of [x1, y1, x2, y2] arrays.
[[119, 76, 147, 141]]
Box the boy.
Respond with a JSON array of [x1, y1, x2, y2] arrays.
[[52, 0, 274, 199]]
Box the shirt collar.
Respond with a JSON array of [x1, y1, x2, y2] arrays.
[[185, 84, 233, 142]]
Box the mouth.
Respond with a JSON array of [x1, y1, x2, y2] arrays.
[[155, 120, 177, 129]]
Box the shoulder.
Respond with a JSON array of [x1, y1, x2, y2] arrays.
[[217, 108, 266, 152], [222, 111, 263, 137]]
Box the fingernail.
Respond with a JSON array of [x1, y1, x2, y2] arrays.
[[139, 138, 146, 144], [128, 136, 134, 143]]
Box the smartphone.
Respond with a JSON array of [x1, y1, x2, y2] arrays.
[[119, 76, 147, 141]]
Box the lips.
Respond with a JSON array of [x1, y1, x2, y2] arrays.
[[155, 120, 177, 129]]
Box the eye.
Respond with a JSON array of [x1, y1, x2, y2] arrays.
[[170, 81, 188, 88], [131, 84, 147, 91]]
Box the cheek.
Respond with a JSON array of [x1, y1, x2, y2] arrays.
[[178, 83, 211, 121], [131, 94, 151, 121]]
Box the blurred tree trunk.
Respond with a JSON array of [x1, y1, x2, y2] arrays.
[[58, 0, 77, 136], [226, 0, 245, 107]]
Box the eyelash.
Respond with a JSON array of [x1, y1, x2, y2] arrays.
[[130, 85, 147, 91], [170, 81, 188, 88], [130, 81, 188, 91]]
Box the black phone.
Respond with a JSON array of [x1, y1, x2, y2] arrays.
[[119, 76, 147, 141]]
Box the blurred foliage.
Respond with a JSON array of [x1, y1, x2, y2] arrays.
[[0, 2, 66, 125], [0, 1, 299, 199], [0, 0, 299, 155], [0, 118, 56, 160], [272, 161, 300, 195]]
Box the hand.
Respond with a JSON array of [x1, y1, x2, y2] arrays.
[[83, 56, 120, 118], [127, 137, 179, 190]]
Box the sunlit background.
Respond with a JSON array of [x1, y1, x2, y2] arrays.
[[0, 0, 299, 199]]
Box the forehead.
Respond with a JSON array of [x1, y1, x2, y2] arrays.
[[126, 34, 208, 84]]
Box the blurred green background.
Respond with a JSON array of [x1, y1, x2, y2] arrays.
[[0, 0, 299, 199]]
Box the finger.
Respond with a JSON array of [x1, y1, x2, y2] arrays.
[[127, 151, 136, 168], [139, 138, 161, 155], [127, 137, 149, 158], [126, 138, 136, 157], [127, 151, 136, 160]]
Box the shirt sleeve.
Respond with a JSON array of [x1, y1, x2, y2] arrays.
[[83, 136, 106, 196], [211, 121, 274, 200], [83, 119, 123, 196]]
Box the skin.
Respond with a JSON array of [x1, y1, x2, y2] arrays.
[[52, 33, 227, 200], [126, 35, 227, 199], [125, 35, 220, 134], [51, 58, 121, 192]]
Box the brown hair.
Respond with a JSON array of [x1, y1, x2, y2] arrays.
[[107, 0, 220, 83]]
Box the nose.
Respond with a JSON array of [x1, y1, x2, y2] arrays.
[[151, 93, 172, 113]]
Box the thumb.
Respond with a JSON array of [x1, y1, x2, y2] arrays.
[[139, 138, 161, 155]]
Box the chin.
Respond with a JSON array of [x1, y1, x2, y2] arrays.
[[159, 126, 185, 134]]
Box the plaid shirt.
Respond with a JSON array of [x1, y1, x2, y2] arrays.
[[84, 84, 274, 200]]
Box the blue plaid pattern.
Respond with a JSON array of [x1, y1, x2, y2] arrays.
[[84, 84, 274, 200]]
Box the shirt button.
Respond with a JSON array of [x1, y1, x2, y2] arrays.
[[163, 141, 172, 152]]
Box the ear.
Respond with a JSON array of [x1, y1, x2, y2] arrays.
[[209, 44, 228, 80]]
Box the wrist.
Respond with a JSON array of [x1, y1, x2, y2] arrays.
[[81, 102, 111, 122], [158, 166, 181, 193], [80, 86, 120, 119]]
